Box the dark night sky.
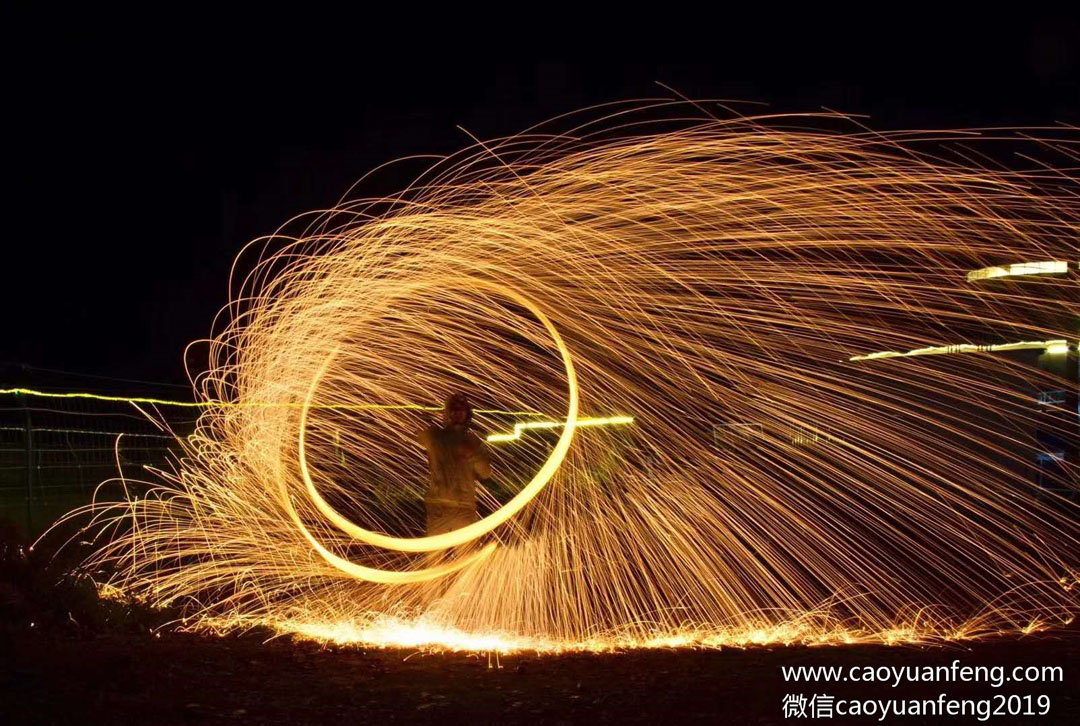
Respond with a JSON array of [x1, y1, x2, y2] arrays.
[[3, 15, 1078, 396]]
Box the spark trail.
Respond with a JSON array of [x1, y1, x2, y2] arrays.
[[63, 104, 1080, 651]]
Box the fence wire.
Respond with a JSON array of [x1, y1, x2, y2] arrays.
[[0, 390, 197, 539]]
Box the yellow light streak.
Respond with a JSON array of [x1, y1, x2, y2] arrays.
[[966, 260, 1069, 282], [849, 340, 1068, 362], [0, 387, 542, 416], [487, 415, 634, 443]]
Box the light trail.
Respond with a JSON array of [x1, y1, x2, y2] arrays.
[[849, 339, 1070, 362], [0, 387, 543, 416], [57, 105, 1080, 652], [966, 261, 1069, 282], [486, 415, 635, 444], [292, 277, 580, 561]]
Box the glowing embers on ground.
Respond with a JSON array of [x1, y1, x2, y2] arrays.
[[61, 106, 1080, 651], [207, 609, 1069, 653], [272, 617, 945, 652]]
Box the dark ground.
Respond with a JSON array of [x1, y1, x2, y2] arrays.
[[2, 522, 1078, 724], [2, 624, 1078, 725]]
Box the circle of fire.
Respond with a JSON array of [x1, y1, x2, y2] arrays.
[[292, 279, 580, 581]]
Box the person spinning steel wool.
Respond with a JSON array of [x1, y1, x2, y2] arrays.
[[417, 393, 495, 536]]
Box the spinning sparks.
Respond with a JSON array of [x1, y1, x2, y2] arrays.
[[62, 104, 1080, 652]]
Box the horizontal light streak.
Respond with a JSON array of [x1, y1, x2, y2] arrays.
[[487, 415, 635, 443], [850, 339, 1069, 362], [0, 387, 542, 416], [966, 260, 1069, 282]]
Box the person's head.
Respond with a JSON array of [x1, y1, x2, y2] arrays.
[[443, 392, 473, 428]]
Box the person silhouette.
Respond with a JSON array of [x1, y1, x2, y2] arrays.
[[417, 393, 494, 536]]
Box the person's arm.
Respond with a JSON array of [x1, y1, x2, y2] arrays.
[[471, 433, 494, 485], [417, 423, 434, 450]]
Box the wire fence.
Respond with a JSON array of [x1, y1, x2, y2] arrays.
[[0, 390, 197, 539], [1, 354, 1075, 541]]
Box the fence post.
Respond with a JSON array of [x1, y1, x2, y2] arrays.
[[18, 391, 33, 537]]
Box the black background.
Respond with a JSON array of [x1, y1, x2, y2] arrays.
[[4, 13, 1078, 393]]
